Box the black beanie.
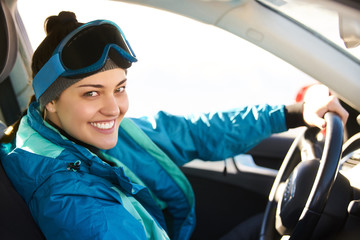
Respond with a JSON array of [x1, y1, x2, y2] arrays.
[[39, 58, 120, 109]]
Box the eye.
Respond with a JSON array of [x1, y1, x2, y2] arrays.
[[83, 91, 99, 97], [115, 86, 126, 94]]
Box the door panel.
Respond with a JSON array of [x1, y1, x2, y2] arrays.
[[181, 131, 298, 239], [248, 131, 296, 170]]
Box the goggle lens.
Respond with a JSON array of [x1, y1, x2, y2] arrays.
[[61, 24, 132, 71]]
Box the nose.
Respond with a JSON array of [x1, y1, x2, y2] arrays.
[[100, 95, 120, 116]]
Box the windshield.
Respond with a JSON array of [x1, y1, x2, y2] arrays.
[[258, 0, 360, 63]]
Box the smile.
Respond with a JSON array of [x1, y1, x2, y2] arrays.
[[90, 120, 115, 130]]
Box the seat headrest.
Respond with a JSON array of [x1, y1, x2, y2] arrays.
[[0, 121, 6, 139], [0, 0, 18, 83]]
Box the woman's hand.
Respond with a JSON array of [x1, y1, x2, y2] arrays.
[[303, 84, 349, 129]]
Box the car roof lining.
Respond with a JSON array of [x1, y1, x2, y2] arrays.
[[0, 0, 18, 84]]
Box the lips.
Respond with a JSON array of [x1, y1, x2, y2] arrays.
[[90, 120, 115, 130]]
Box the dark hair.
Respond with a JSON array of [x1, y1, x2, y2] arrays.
[[1, 11, 83, 143], [31, 11, 83, 78]]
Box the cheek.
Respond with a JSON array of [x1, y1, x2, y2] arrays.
[[60, 102, 96, 125], [119, 94, 129, 114]]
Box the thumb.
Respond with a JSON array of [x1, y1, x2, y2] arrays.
[[303, 101, 328, 129], [309, 116, 327, 129]]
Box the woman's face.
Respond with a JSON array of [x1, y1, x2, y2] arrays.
[[46, 68, 128, 149]]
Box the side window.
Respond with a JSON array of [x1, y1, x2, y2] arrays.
[[18, 0, 316, 117]]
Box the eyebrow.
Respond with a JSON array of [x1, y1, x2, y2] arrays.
[[77, 79, 127, 88]]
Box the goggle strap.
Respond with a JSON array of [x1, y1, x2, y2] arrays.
[[125, 39, 136, 58], [33, 54, 65, 101]]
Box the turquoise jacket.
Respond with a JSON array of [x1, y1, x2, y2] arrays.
[[0, 102, 287, 240]]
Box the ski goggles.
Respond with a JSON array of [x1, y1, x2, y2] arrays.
[[32, 20, 137, 101]]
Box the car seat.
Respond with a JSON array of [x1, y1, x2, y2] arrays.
[[0, 144, 46, 239], [0, 0, 46, 238]]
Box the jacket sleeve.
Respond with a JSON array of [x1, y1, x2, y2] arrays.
[[29, 171, 148, 240], [131, 104, 288, 166]]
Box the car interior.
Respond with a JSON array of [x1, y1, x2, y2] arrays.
[[0, 1, 45, 239], [1, 0, 360, 239]]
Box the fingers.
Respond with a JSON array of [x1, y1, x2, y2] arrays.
[[303, 102, 326, 129], [303, 94, 349, 129], [326, 95, 349, 126], [311, 115, 327, 129]]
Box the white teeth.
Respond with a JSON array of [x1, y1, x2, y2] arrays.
[[90, 120, 115, 130]]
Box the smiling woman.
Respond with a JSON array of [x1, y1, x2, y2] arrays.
[[0, 1, 354, 240], [46, 67, 129, 150]]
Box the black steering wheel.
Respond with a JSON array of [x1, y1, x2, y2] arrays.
[[260, 112, 343, 240]]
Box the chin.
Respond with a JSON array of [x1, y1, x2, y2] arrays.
[[95, 139, 118, 150], [100, 144, 117, 150], [92, 140, 116, 150], [90, 131, 119, 150]]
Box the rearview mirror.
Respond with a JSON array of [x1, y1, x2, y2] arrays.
[[339, 14, 360, 48]]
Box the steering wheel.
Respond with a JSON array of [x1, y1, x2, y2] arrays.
[[259, 112, 343, 240]]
